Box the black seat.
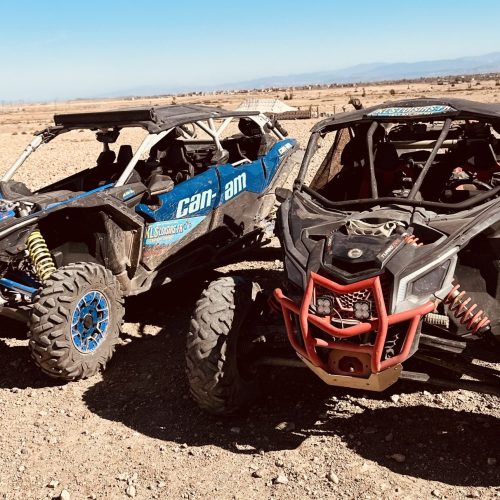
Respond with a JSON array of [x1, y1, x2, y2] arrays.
[[221, 137, 248, 164], [116, 145, 133, 168], [319, 136, 367, 201], [374, 142, 400, 171], [236, 117, 276, 160], [96, 150, 116, 167], [83, 149, 118, 189], [159, 141, 195, 183]]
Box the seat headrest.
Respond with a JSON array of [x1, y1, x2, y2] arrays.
[[238, 118, 261, 137], [117, 145, 133, 167], [96, 150, 116, 167], [341, 137, 367, 168], [148, 130, 179, 161]]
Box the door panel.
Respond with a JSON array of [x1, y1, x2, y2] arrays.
[[135, 168, 221, 269]]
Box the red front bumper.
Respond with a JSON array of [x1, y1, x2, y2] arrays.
[[274, 272, 435, 375]]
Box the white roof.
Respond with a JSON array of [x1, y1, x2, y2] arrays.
[[236, 98, 297, 113]]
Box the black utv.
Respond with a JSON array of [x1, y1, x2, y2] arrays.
[[187, 98, 500, 415]]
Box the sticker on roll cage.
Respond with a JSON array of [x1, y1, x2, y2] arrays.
[[367, 105, 456, 117], [144, 216, 206, 247]]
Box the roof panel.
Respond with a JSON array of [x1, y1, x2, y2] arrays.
[[312, 97, 500, 132], [54, 104, 260, 133]]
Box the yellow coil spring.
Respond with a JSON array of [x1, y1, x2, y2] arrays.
[[26, 229, 56, 281]]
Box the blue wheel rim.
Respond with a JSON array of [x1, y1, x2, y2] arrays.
[[71, 290, 110, 353]]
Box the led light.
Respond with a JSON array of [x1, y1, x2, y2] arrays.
[[316, 296, 332, 316], [353, 300, 371, 320], [410, 260, 450, 296]]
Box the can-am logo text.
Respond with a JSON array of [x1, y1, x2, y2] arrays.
[[175, 173, 247, 217]]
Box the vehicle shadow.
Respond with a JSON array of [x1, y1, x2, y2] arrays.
[[2, 259, 497, 487], [83, 271, 500, 488], [83, 326, 331, 452], [0, 247, 281, 389], [84, 270, 331, 452], [83, 304, 500, 487]]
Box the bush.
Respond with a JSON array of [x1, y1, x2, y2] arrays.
[[389, 89, 396, 96]]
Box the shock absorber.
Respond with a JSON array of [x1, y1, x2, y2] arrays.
[[404, 234, 423, 247], [444, 283, 491, 335], [26, 229, 56, 281]]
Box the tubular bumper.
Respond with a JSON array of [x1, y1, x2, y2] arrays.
[[274, 272, 435, 375]]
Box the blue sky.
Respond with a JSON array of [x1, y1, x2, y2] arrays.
[[1, 0, 499, 101]]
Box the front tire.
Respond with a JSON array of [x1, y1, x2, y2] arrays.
[[186, 276, 262, 415], [28, 262, 123, 381]]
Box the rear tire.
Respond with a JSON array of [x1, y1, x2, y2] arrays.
[[28, 262, 123, 381], [186, 276, 262, 415]]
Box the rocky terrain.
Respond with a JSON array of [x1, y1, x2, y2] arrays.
[[0, 86, 498, 499]]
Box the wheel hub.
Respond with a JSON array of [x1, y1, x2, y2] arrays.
[[71, 291, 110, 353], [83, 314, 93, 329]]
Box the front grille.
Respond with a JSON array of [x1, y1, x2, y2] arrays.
[[336, 288, 372, 310], [314, 274, 391, 321]]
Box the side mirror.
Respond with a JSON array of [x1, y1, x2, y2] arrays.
[[275, 187, 292, 203]]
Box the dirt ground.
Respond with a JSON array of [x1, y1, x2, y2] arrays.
[[0, 84, 499, 499]]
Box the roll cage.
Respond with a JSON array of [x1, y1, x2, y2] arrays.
[[2, 105, 285, 190], [296, 98, 500, 212]]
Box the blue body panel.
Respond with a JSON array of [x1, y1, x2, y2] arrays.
[[0, 192, 16, 220], [263, 140, 295, 179], [135, 167, 220, 222], [0, 137, 296, 273], [217, 160, 266, 203], [135, 138, 296, 248]]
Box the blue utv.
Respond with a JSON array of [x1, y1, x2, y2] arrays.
[[0, 104, 299, 380]]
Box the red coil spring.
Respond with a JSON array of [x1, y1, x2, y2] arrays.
[[444, 283, 490, 334], [404, 234, 423, 247]]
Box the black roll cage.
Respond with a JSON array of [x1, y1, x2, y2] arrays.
[[296, 113, 498, 212]]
